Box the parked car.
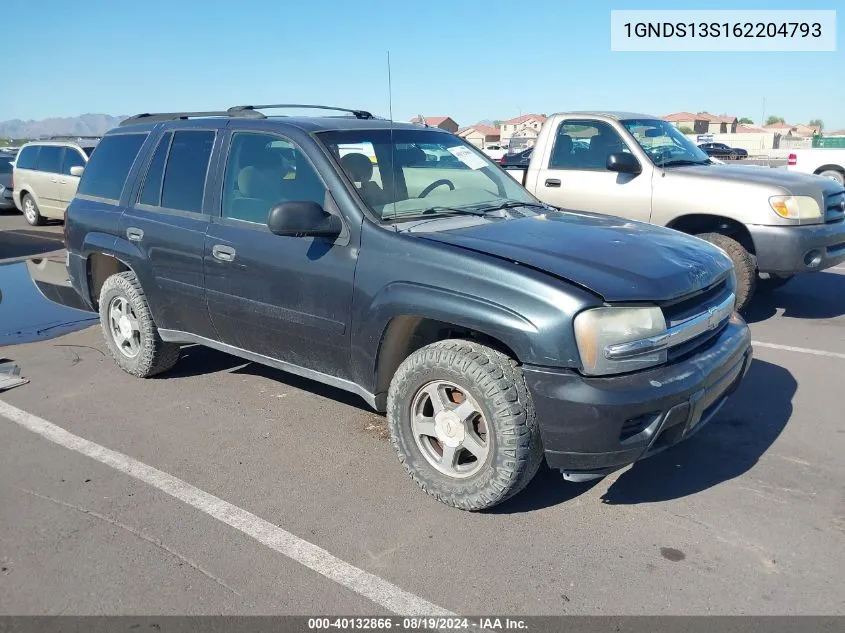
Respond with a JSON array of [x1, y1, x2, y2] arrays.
[[500, 147, 533, 168], [698, 142, 747, 160], [482, 144, 507, 161], [501, 112, 845, 310], [12, 137, 99, 225], [787, 148, 845, 186], [0, 153, 15, 210], [65, 104, 752, 511]]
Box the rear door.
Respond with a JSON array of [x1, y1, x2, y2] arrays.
[[530, 119, 653, 223], [203, 127, 357, 378], [57, 147, 87, 211], [119, 126, 222, 339], [33, 145, 64, 218]]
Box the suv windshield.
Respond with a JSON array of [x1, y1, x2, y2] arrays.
[[318, 129, 537, 221], [622, 119, 711, 167]]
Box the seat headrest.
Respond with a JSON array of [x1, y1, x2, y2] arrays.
[[341, 153, 373, 183]]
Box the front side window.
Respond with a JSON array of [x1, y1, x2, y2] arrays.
[[319, 129, 536, 221], [549, 121, 629, 171], [622, 119, 710, 167], [77, 133, 147, 200], [160, 130, 215, 213], [221, 132, 326, 225], [35, 146, 62, 173], [15, 146, 39, 170], [61, 148, 86, 175]]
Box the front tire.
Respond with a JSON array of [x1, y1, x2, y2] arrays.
[[696, 232, 756, 312], [99, 271, 181, 378], [21, 193, 43, 226], [387, 339, 543, 511]]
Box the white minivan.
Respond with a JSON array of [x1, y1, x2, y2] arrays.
[[12, 138, 98, 225]]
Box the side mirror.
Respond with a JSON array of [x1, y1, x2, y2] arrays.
[[69, 166, 85, 177], [606, 152, 641, 175], [267, 201, 342, 238]]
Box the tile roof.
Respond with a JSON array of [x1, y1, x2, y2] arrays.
[[460, 124, 499, 136], [410, 116, 453, 126], [503, 114, 546, 125], [663, 112, 698, 122]]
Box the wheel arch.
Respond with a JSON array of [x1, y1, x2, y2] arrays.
[[667, 213, 756, 255]]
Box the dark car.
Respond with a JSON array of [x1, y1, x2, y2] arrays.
[[65, 104, 752, 511], [0, 153, 15, 210], [698, 142, 748, 160], [499, 147, 533, 167]]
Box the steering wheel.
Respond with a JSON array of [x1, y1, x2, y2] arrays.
[[650, 146, 675, 163], [419, 179, 455, 198]]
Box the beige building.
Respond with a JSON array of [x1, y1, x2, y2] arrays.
[[664, 111, 738, 134], [409, 116, 459, 133], [458, 124, 500, 148], [499, 114, 546, 143]]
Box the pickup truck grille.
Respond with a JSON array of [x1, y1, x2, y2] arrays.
[[825, 191, 845, 224]]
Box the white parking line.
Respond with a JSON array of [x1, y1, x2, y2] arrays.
[[752, 340, 845, 360], [0, 399, 453, 617]]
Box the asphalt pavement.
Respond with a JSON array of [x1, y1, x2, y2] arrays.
[[1, 211, 843, 616]]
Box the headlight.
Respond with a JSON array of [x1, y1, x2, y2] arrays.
[[574, 306, 667, 376], [769, 195, 821, 222]]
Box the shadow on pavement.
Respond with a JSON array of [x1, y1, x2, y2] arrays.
[[600, 358, 794, 505], [0, 228, 65, 260], [485, 465, 600, 514], [744, 271, 845, 323]]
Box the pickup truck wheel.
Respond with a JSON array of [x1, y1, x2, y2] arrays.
[[387, 339, 543, 511], [22, 194, 44, 226], [696, 232, 756, 312], [99, 271, 181, 378], [817, 169, 845, 186]]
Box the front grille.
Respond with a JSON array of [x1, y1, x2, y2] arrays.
[[662, 277, 730, 328], [825, 191, 845, 224]]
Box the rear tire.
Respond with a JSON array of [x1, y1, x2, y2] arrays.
[[387, 339, 543, 511], [99, 271, 181, 378], [817, 169, 845, 186], [21, 193, 43, 226], [697, 232, 756, 312]]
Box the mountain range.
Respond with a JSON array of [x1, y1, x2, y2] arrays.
[[0, 114, 127, 140]]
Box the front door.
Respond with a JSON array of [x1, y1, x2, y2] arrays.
[[119, 127, 221, 339], [530, 119, 653, 224], [204, 129, 357, 379]]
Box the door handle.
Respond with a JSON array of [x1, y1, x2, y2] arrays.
[[59, 180, 68, 185], [50, 178, 58, 183], [545, 178, 561, 188], [212, 244, 236, 262], [126, 227, 144, 242]]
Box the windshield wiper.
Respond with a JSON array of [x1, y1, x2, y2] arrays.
[[419, 205, 492, 217], [478, 200, 549, 212], [660, 159, 710, 167]]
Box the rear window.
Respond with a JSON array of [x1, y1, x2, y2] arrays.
[[0, 159, 12, 174], [77, 133, 147, 201], [36, 146, 63, 173], [15, 145, 39, 169]]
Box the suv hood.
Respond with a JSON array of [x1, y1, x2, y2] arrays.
[[418, 210, 733, 302], [670, 164, 842, 198]]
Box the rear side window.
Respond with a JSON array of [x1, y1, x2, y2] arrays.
[[0, 159, 12, 174], [61, 148, 86, 175], [139, 132, 172, 206], [160, 130, 215, 213], [36, 146, 62, 173], [77, 133, 147, 200], [15, 146, 39, 169]]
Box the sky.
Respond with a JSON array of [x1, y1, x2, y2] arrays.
[[4, 0, 844, 129]]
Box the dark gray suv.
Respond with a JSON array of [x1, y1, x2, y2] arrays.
[[64, 104, 752, 510]]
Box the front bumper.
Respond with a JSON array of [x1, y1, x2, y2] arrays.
[[748, 222, 845, 274], [523, 314, 752, 478]]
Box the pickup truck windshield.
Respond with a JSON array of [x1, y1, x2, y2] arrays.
[[622, 119, 711, 167], [318, 129, 537, 221]]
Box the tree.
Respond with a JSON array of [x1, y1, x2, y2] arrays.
[[738, 117, 754, 124], [809, 119, 824, 132], [492, 120, 503, 127], [766, 116, 785, 126], [679, 126, 694, 134]]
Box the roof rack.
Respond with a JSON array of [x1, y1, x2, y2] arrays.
[[44, 135, 101, 141], [227, 104, 374, 120], [118, 111, 256, 127]]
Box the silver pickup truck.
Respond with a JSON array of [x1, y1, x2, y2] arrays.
[[503, 112, 845, 310]]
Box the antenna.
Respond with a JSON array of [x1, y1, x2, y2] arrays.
[[387, 51, 397, 226]]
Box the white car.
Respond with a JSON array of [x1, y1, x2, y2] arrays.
[[787, 148, 845, 186], [482, 144, 507, 161]]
